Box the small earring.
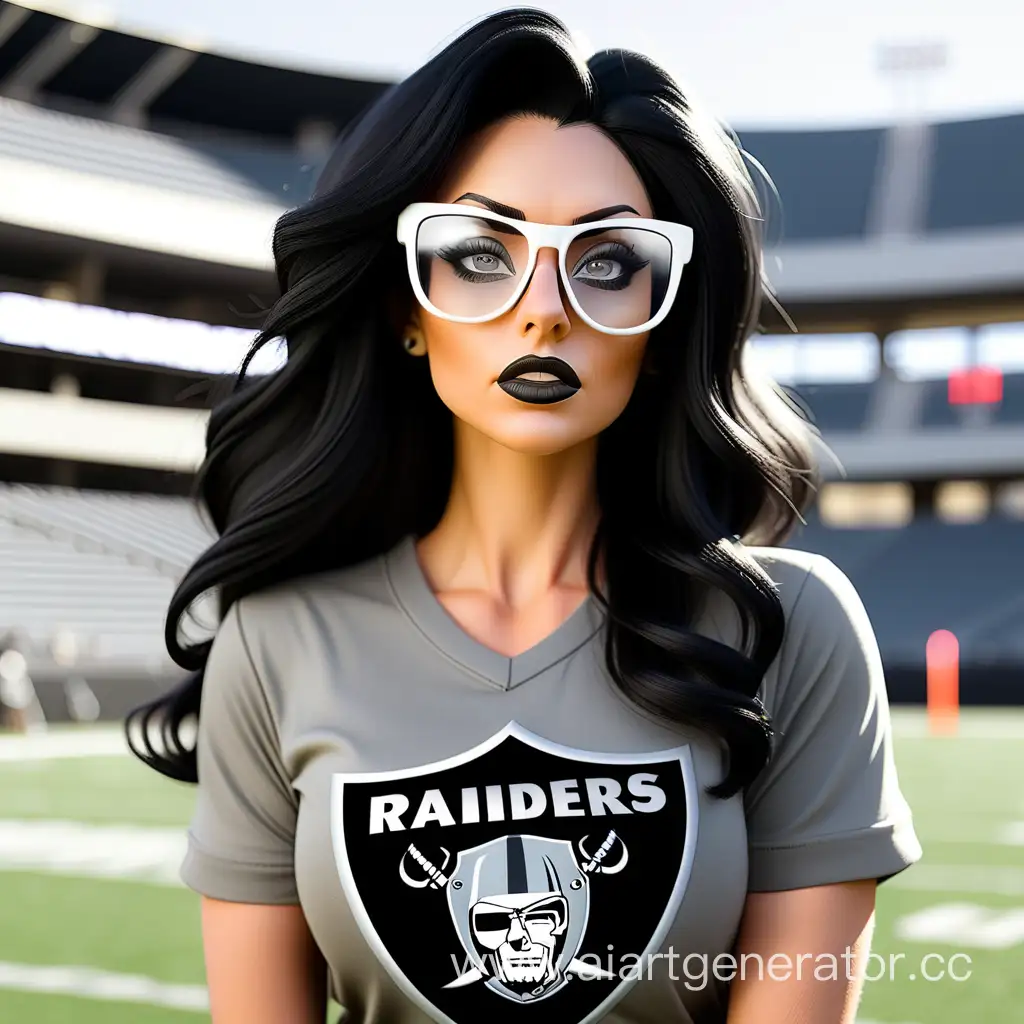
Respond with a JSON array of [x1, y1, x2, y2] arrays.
[[401, 326, 427, 356]]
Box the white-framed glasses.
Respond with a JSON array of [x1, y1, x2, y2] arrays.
[[396, 202, 694, 336]]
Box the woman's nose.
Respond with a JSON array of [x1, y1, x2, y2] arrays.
[[515, 249, 570, 341]]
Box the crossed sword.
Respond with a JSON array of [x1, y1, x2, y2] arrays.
[[398, 830, 628, 988]]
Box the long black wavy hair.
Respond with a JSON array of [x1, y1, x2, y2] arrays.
[[126, 8, 818, 798]]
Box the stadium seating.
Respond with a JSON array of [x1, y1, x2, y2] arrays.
[[0, 515, 175, 663], [737, 127, 884, 239], [994, 372, 1024, 425], [785, 382, 873, 432], [926, 113, 1024, 231], [179, 137, 324, 204], [0, 484, 213, 574], [788, 516, 1024, 665], [920, 379, 967, 428], [0, 483, 213, 667], [0, 96, 276, 204], [920, 372, 1024, 428], [2, 482, 1020, 687]]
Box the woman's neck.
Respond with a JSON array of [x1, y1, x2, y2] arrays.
[[415, 420, 602, 610]]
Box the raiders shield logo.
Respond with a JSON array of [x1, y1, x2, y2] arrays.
[[331, 723, 698, 1024]]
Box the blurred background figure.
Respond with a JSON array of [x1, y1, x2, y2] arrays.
[[0, 1, 1020, 1023], [0, 633, 46, 731]]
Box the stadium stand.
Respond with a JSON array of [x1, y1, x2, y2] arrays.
[[791, 516, 1024, 665], [738, 127, 884, 240], [1, 476, 1019, 714], [920, 372, 1024, 429], [0, 483, 213, 669], [995, 373, 1024, 425], [0, 97, 278, 203], [0, 482, 213, 574], [921, 379, 969, 428], [926, 113, 1024, 231], [0, 96, 326, 206], [0, 4, 389, 140], [0, 514, 174, 662], [785, 382, 874, 432], [175, 135, 324, 205]]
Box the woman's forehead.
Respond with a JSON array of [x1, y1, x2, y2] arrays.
[[436, 116, 653, 222]]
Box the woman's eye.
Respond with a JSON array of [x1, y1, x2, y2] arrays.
[[462, 252, 510, 275], [576, 258, 621, 281], [436, 239, 516, 280]]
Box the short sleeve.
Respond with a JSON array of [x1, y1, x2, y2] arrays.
[[744, 555, 923, 892], [179, 600, 300, 903]]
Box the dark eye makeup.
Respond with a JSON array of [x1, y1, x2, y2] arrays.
[[571, 241, 650, 291], [435, 236, 516, 283]]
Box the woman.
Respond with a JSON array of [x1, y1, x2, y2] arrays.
[[127, 9, 921, 1023]]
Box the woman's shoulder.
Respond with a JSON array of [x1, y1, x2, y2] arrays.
[[229, 542, 399, 632], [696, 543, 866, 659], [743, 543, 860, 625], [741, 543, 881, 714]]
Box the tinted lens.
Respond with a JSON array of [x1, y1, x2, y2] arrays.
[[415, 214, 529, 318], [565, 226, 672, 330]]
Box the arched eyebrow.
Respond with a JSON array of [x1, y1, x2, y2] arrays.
[[454, 193, 640, 224], [455, 193, 525, 221], [571, 205, 641, 225]]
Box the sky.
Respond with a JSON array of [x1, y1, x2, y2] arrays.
[[41, 0, 1024, 128]]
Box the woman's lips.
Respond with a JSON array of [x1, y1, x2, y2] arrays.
[[497, 354, 581, 405], [498, 378, 579, 404]]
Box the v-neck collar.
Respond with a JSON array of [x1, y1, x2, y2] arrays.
[[382, 534, 606, 690]]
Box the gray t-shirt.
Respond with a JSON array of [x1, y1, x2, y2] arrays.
[[180, 534, 921, 1024]]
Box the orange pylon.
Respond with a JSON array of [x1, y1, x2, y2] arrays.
[[926, 629, 959, 736]]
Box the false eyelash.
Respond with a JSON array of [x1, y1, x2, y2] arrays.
[[435, 236, 516, 280], [572, 242, 651, 290]]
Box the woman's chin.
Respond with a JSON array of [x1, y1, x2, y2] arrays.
[[474, 418, 598, 457]]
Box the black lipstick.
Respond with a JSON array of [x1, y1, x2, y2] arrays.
[[496, 354, 581, 405]]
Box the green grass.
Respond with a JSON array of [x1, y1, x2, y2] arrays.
[[0, 756, 196, 826], [854, 709, 1024, 1022], [858, 889, 1023, 1021], [0, 709, 1021, 1023], [0, 874, 202, 983]]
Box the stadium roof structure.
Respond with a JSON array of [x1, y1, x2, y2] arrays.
[[0, 0, 390, 138], [1, 0, 1024, 313]]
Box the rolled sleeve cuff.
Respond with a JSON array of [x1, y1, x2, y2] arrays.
[[747, 816, 923, 892], [180, 834, 300, 904]]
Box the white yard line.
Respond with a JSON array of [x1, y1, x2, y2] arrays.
[[0, 961, 207, 1012], [998, 822, 1024, 845], [895, 903, 1024, 949], [0, 729, 128, 761], [0, 820, 185, 886]]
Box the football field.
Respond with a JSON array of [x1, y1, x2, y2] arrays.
[[0, 708, 1021, 1023]]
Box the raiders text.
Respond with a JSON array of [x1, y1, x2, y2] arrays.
[[368, 773, 666, 834]]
